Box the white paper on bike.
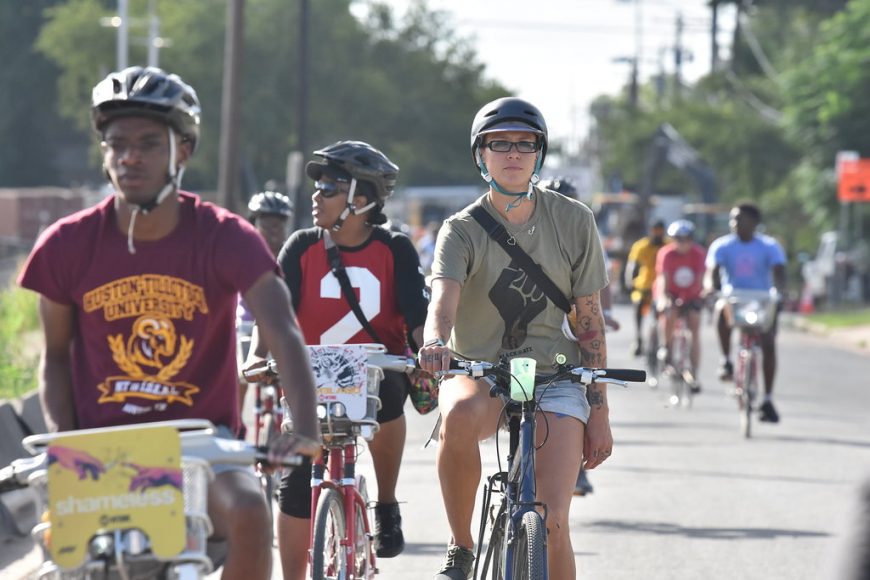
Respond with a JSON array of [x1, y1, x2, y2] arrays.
[[307, 345, 369, 420]]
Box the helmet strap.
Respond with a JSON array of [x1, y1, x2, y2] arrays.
[[476, 149, 543, 213], [330, 178, 359, 232], [121, 126, 184, 254]]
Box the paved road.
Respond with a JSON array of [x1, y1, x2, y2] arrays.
[[5, 304, 870, 579]]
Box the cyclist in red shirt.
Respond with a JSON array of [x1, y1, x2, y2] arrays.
[[249, 141, 428, 580], [654, 219, 707, 392]]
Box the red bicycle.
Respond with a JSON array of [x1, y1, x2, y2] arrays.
[[720, 288, 779, 438], [255, 344, 413, 579]]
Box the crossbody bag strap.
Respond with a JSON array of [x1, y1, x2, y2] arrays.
[[469, 204, 572, 314], [323, 231, 384, 344]]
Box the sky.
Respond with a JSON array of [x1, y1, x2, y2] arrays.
[[355, 0, 737, 152]]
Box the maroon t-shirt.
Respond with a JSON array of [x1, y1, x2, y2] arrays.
[[18, 192, 278, 433]]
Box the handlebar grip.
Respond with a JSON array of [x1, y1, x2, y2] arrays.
[[597, 368, 647, 383]]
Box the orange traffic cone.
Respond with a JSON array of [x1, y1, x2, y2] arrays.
[[799, 282, 815, 314]]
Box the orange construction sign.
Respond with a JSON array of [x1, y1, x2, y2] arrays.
[[838, 158, 870, 202]]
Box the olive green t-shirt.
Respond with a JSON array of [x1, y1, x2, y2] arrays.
[[431, 188, 608, 371]]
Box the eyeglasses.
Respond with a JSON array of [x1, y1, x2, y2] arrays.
[[314, 180, 350, 198], [102, 138, 167, 158], [483, 140, 540, 153]]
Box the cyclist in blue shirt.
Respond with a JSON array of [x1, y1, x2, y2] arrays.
[[706, 202, 786, 423]]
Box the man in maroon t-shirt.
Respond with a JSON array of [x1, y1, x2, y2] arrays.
[[18, 66, 320, 580]]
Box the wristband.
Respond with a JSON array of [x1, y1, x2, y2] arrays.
[[603, 309, 613, 319], [423, 338, 446, 348]]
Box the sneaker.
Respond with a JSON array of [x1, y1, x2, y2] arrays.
[[434, 544, 475, 580], [574, 469, 594, 496], [683, 370, 702, 394], [657, 346, 670, 364], [718, 360, 734, 382], [374, 502, 405, 558], [759, 401, 780, 423], [632, 338, 643, 357]]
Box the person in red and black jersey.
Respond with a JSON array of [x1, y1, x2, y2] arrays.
[[266, 141, 428, 579]]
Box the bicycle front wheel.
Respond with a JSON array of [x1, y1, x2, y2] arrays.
[[312, 488, 347, 580], [354, 475, 375, 579], [511, 511, 545, 580], [739, 351, 754, 439]]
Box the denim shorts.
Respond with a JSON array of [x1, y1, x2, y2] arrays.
[[487, 377, 591, 424]]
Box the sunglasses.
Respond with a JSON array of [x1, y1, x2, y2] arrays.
[[314, 180, 350, 198], [483, 140, 540, 153]]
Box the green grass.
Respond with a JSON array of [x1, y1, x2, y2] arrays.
[[806, 307, 870, 329], [0, 285, 40, 400]]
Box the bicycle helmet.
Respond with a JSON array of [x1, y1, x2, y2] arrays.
[[470, 97, 548, 166], [667, 219, 696, 238], [305, 141, 399, 230], [92, 67, 202, 254], [248, 191, 293, 221], [91, 66, 201, 152], [469, 97, 548, 201], [305, 141, 399, 204], [538, 176, 577, 198]]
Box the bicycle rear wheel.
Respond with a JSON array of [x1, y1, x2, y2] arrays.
[[312, 488, 347, 580], [511, 511, 545, 580]]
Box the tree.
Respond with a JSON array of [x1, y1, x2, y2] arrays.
[[31, 0, 507, 193], [0, 0, 87, 186]]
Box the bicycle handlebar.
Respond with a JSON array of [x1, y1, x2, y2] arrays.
[[435, 359, 646, 387]]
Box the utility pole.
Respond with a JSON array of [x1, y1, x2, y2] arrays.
[[710, 0, 720, 73], [294, 0, 311, 229], [147, 0, 159, 67], [118, 0, 129, 70], [217, 0, 244, 211], [674, 12, 684, 99]]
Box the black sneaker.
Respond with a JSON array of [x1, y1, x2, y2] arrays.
[[759, 401, 780, 423], [574, 469, 594, 496], [632, 338, 643, 357], [434, 544, 475, 580], [374, 502, 404, 558], [718, 360, 734, 382]]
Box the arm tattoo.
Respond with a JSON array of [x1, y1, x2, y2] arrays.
[[586, 384, 605, 409]]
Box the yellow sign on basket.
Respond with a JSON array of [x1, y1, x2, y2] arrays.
[[46, 425, 185, 569]]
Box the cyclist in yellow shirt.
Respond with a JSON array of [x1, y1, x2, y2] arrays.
[[626, 219, 667, 356]]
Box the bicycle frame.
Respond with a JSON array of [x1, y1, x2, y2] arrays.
[[475, 391, 549, 580]]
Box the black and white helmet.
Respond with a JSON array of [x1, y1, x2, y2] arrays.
[[91, 66, 201, 152], [248, 191, 293, 221], [305, 141, 399, 205]]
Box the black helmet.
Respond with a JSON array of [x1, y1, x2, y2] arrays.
[[470, 97, 548, 165], [305, 140, 399, 205], [539, 176, 577, 197], [91, 66, 201, 152], [248, 191, 293, 221]]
